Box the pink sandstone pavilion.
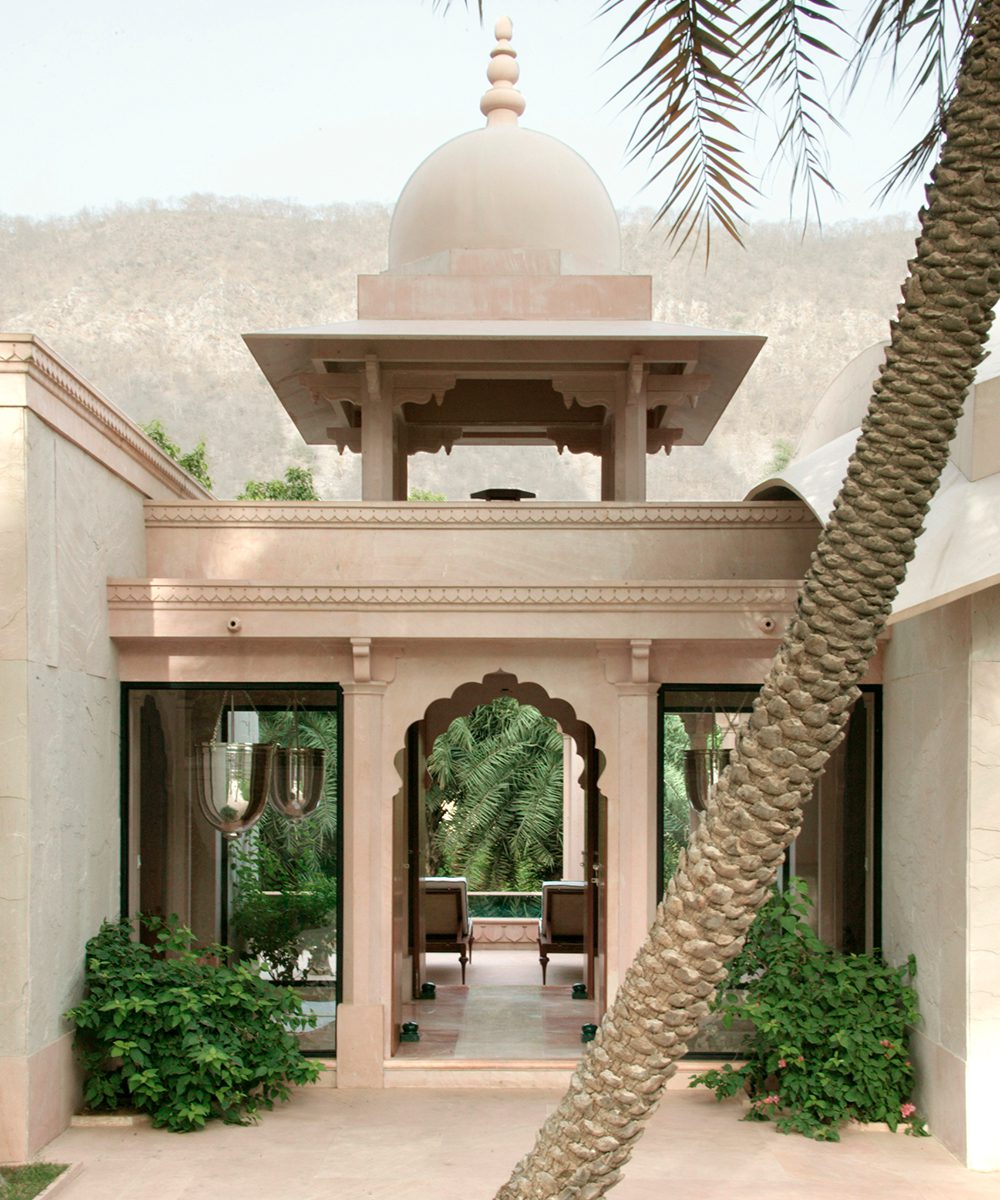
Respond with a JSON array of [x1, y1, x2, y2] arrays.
[[1, 17, 998, 1174]]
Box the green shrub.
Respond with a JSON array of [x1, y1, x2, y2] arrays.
[[690, 877, 928, 1140], [231, 836, 337, 983], [65, 916, 320, 1132]]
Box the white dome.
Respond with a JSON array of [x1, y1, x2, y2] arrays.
[[388, 124, 622, 275]]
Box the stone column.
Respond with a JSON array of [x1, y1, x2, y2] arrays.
[[338, 662, 389, 1087], [361, 357, 395, 502], [607, 670, 658, 998], [600, 418, 616, 501], [392, 413, 409, 501], [613, 358, 647, 501]]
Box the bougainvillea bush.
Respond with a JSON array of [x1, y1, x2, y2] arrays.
[[65, 916, 320, 1131], [690, 878, 928, 1140]]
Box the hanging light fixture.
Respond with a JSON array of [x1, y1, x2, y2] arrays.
[[195, 693, 274, 838], [268, 699, 326, 819], [683, 747, 732, 812]]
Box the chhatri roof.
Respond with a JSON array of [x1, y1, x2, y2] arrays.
[[244, 18, 766, 458], [749, 340, 1000, 622]]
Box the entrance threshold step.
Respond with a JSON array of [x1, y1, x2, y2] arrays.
[[380, 1058, 739, 1091], [383, 1059, 579, 1088]]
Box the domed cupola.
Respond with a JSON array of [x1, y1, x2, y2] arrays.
[[387, 17, 622, 276]]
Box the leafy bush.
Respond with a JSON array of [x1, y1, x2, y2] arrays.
[[65, 916, 320, 1132], [231, 837, 337, 982], [690, 878, 927, 1140], [238, 465, 320, 500], [141, 419, 213, 490]]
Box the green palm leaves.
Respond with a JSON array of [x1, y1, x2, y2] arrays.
[[427, 698, 565, 891]]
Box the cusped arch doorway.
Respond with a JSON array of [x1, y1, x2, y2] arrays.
[[391, 672, 608, 1063]]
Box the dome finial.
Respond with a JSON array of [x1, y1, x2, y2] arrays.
[[480, 16, 525, 126]]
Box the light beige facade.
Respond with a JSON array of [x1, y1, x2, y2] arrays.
[[0, 18, 997, 1173]]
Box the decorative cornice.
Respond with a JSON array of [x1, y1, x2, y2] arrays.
[[0, 336, 210, 499], [108, 580, 800, 610], [142, 501, 818, 529]]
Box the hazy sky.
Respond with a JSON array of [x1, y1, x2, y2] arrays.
[[4, 0, 931, 225]]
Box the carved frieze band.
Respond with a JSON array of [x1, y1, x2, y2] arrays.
[[0, 339, 209, 499], [108, 581, 800, 609], [143, 501, 817, 529]]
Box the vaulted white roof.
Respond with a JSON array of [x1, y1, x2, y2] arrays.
[[749, 341, 1000, 622]]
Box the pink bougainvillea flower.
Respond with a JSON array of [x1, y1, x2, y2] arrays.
[[777, 1059, 787, 1069], [900, 1102, 917, 1118]]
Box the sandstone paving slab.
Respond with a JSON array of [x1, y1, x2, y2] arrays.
[[39, 1085, 998, 1200]]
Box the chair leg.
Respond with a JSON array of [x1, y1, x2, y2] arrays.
[[539, 951, 548, 985], [459, 950, 468, 985]]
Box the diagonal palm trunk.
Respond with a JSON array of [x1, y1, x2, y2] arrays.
[[495, 3, 1000, 1196]]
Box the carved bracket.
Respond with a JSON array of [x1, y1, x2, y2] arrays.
[[351, 636, 372, 683], [389, 371, 458, 409], [551, 372, 621, 411]]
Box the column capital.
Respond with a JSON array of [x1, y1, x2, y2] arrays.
[[341, 680, 388, 698], [611, 681, 659, 699]]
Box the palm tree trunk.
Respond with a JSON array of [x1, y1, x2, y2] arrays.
[[495, 3, 1000, 1196]]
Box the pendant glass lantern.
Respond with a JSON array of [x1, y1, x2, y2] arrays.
[[269, 745, 326, 819], [194, 693, 275, 838], [196, 740, 274, 839], [684, 747, 732, 813]]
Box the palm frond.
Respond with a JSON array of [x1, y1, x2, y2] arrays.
[[851, 0, 974, 196], [429, 697, 566, 889], [740, 0, 845, 227], [603, 0, 758, 252]]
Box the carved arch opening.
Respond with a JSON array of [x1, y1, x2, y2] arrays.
[[390, 670, 608, 1061]]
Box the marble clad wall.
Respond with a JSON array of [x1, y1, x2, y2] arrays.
[[967, 586, 1000, 1170], [883, 589, 1000, 1170], [0, 404, 147, 1159], [0, 407, 29, 1073], [882, 598, 980, 1165], [25, 413, 147, 1048]]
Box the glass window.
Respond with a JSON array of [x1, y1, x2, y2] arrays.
[[125, 685, 341, 1055]]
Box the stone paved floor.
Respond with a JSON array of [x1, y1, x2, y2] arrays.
[[398, 950, 596, 1059], [41, 1085, 999, 1200]]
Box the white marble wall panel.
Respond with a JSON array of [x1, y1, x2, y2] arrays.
[[32, 417, 147, 679], [0, 406, 30, 1064], [882, 600, 972, 1159], [25, 415, 58, 669], [21, 417, 148, 1053], [883, 604, 971, 1048], [27, 666, 122, 1048], [0, 408, 27, 661], [967, 588, 1000, 1169], [0, 658, 30, 1060]]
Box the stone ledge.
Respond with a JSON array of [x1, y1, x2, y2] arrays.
[[143, 500, 818, 529]]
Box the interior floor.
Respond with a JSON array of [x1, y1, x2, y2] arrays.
[[397, 949, 597, 1060]]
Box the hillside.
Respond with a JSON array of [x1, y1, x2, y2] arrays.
[[0, 197, 917, 500]]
